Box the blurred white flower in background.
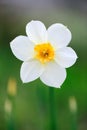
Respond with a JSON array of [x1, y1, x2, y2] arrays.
[[4, 99, 12, 114], [10, 20, 77, 88], [69, 96, 77, 113]]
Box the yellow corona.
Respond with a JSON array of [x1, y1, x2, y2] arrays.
[[34, 43, 55, 63]]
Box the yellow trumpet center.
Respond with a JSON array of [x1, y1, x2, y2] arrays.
[[34, 43, 55, 64]]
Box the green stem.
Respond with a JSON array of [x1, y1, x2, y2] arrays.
[[49, 87, 57, 130], [70, 112, 77, 130], [7, 116, 15, 130]]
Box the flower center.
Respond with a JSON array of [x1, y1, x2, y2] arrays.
[[34, 43, 55, 64]]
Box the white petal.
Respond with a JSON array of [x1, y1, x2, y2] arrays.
[[20, 60, 44, 83], [55, 47, 78, 68], [40, 62, 66, 88], [26, 20, 47, 44], [48, 23, 72, 49], [10, 36, 34, 61]]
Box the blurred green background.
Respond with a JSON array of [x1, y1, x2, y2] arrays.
[[0, 0, 87, 130]]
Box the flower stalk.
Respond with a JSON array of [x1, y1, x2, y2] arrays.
[[49, 87, 57, 130]]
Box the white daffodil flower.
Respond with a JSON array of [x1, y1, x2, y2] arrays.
[[10, 20, 77, 88]]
